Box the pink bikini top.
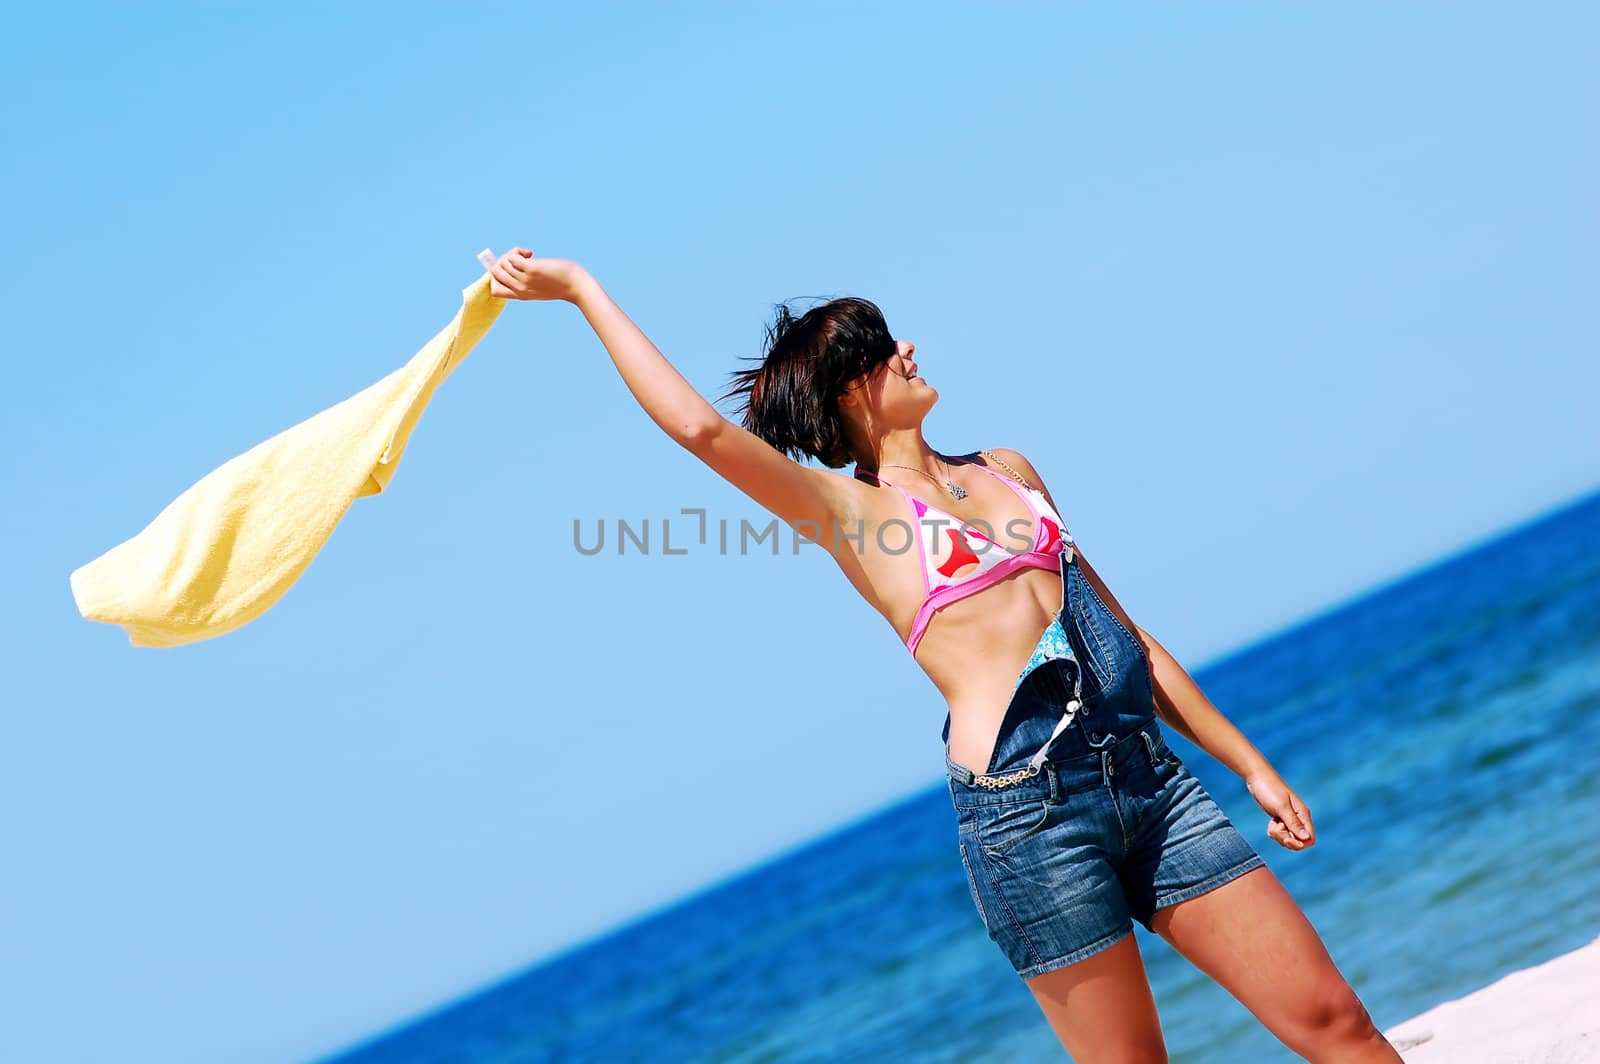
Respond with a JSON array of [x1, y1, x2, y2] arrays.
[[853, 455, 1075, 656]]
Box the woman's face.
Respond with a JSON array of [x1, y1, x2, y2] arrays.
[[843, 340, 937, 427]]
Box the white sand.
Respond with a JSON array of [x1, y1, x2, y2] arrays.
[[1381, 931, 1600, 1062]]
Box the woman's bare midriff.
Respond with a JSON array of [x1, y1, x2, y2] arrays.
[[828, 471, 1072, 776], [911, 565, 1065, 776]]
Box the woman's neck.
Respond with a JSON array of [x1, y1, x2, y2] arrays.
[[861, 430, 947, 474]]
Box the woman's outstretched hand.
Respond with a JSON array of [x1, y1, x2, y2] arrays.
[[487, 248, 589, 303], [1245, 768, 1316, 851]]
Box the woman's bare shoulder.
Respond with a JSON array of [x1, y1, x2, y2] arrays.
[[973, 447, 1044, 488]]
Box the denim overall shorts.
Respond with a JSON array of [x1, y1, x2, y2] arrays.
[[944, 547, 1266, 979]]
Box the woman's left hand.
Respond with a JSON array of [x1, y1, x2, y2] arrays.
[[1245, 768, 1316, 851]]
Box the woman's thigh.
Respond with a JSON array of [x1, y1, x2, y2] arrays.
[[1024, 930, 1167, 1062], [1150, 862, 1385, 1056]]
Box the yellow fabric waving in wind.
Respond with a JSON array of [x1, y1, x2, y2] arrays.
[[69, 271, 507, 648]]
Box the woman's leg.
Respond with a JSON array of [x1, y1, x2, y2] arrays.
[[1149, 863, 1401, 1063], [1024, 931, 1168, 1063]]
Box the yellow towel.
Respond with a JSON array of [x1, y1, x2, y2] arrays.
[[69, 269, 507, 648]]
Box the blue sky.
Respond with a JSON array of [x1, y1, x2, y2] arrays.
[[3, 3, 1595, 1062]]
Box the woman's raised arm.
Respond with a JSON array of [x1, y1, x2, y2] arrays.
[[489, 250, 860, 540]]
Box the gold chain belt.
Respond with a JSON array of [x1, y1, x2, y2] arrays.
[[969, 764, 1042, 789]]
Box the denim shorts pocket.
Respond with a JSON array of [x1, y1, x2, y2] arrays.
[[978, 797, 1053, 855]]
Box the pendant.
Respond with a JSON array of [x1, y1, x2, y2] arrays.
[[947, 482, 968, 500]]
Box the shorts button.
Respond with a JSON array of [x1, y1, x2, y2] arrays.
[[1090, 731, 1105, 742]]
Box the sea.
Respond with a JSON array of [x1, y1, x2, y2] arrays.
[[320, 490, 1600, 1063]]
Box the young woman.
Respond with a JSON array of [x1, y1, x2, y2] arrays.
[[486, 249, 1401, 1063]]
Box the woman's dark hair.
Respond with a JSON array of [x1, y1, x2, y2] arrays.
[[718, 296, 897, 468]]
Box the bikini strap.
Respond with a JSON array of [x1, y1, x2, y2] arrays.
[[855, 466, 931, 576], [854, 465, 923, 509]]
